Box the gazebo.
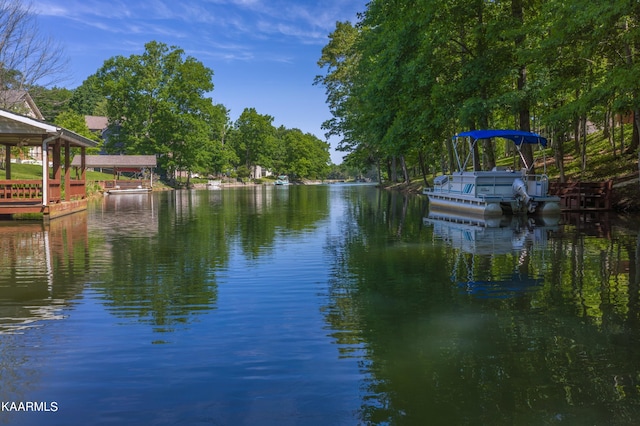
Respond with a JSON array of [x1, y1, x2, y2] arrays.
[[0, 109, 98, 221]]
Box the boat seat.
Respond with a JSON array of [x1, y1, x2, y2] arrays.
[[434, 175, 449, 185]]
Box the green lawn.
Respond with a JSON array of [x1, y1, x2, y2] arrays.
[[2, 162, 119, 181], [1, 162, 165, 196]]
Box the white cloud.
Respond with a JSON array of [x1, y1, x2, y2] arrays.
[[34, 0, 363, 46], [35, 0, 134, 19]]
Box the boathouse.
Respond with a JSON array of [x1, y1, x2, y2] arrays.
[[0, 109, 98, 221], [70, 155, 157, 191]]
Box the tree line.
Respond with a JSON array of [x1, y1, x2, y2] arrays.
[[315, 0, 640, 184], [49, 41, 332, 183], [0, 0, 336, 183]]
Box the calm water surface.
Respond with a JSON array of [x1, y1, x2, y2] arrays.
[[2, 184, 640, 425]]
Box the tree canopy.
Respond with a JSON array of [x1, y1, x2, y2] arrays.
[[0, 2, 335, 182], [316, 0, 640, 183], [40, 40, 333, 183]]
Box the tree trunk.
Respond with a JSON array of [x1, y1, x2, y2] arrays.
[[555, 130, 566, 183], [479, 114, 494, 170], [581, 117, 587, 174], [390, 156, 398, 182], [635, 110, 640, 191], [610, 108, 617, 159], [573, 114, 580, 154], [446, 136, 455, 173], [621, 114, 625, 153], [400, 155, 409, 183], [631, 109, 640, 153], [418, 150, 429, 187], [513, 0, 533, 172], [472, 140, 481, 171]]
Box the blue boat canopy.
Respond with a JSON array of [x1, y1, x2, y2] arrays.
[[454, 130, 547, 147]]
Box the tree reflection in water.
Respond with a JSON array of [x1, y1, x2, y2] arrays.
[[325, 192, 640, 425]]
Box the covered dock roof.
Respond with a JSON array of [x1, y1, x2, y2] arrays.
[[0, 108, 98, 148], [0, 109, 98, 220], [70, 155, 157, 168]]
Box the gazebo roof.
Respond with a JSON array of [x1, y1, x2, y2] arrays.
[[0, 108, 98, 148], [70, 155, 157, 168]]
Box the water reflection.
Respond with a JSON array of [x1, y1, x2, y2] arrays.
[[85, 187, 331, 335], [5, 186, 640, 424], [0, 213, 90, 423], [325, 191, 640, 424], [0, 213, 89, 334], [89, 192, 218, 334], [95, 192, 158, 237], [424, 213, 559, 298]]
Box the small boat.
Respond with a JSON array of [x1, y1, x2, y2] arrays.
[[106, 186, 152, 195], [207, 180, 222, 189], [274, 175, 289, 186], [424, 130, 560, 217]]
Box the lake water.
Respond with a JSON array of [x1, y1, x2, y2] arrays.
[[2, 184, 640, 425]]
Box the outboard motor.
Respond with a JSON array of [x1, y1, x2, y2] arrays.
[[512, 178, 535, 213]]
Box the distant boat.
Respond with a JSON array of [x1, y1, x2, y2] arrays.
[[274, 175, 289, 186], [423, 130, 561, 217], [208, 180, 222, 189]]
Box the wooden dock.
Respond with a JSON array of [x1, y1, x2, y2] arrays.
[[0, 179, 89, 221], [549, 180, 613, 211]]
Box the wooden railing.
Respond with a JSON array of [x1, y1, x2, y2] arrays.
[[0, 180, 43, 202], [0, 179, 83, 204], [68, 180, 86, 200], [49, 179, 61, 203]]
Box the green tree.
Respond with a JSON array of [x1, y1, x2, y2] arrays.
[[69, 75, 107, 116], [230, 107, 276, 176], [54, 110, 102, 154], [205, 103, 238, 176], [315, 21, 361, 153], [315, 0, 640, 183], [94, 41, 216, 181], [278, 128, 330, 179], [54, 111, 98, 140], [29, 86, 73, 121]]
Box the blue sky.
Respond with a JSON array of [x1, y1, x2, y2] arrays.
[[33, 0, 366, 164]]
